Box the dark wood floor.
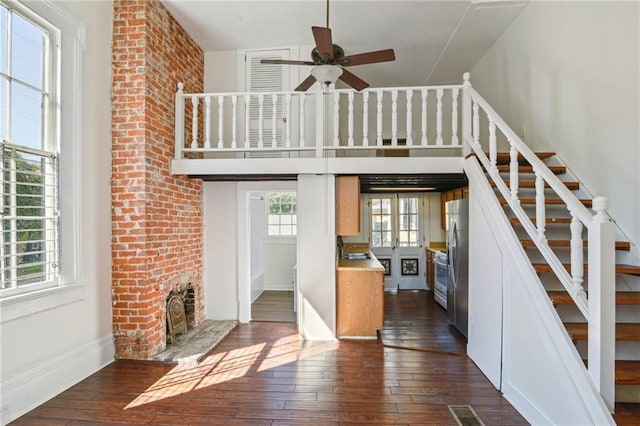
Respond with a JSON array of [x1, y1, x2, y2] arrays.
[[11, 290, 639, 424], [252, 290, 296, 323]]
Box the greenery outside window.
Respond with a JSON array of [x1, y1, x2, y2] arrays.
[[267, 192, 296, 237]]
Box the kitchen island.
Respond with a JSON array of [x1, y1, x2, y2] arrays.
[[336, 243, 385, 338]]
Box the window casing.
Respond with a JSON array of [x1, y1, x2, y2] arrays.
[[1, 0, 84, 322], [1, 1, 59, 296], [371, 197, 392, 248], [267, 191, 297, 237], [370, 196, 421, 248]]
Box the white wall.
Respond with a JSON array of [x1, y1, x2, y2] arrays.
[[471, 1, 640, 248], [0, 1, 114, 423], [203, 182, 240, 320], [204, 50, 237, 92], [262, 240, 296, 290], [297, 174, 336, 340], [249, 193, 264, 302]]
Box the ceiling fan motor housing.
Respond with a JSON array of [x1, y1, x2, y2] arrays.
[[311, 44, 345, 64]]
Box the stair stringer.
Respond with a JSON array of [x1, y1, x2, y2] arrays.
[[465, 157, 614, 425]]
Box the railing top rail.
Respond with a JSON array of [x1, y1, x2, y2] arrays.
[[466, 85, 594, 227], [178, 84, 465, 98]]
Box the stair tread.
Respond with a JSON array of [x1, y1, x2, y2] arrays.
[[511, 217, 573, 225], [616, 361, 640, 385], [548, 291, 640, 306], [533, 263, 640, 276], [497, 165, 566, 174], [521, 239, 631, 251], [564, 322, 640, 341], [515, 180, 580, 190], [492, 151, 556, 164], [500, 197, 592, 207]]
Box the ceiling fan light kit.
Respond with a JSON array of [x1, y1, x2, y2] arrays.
[[311, 64, 343, 88]]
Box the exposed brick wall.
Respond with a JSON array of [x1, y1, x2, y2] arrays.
[[111, 0, 204, 359]]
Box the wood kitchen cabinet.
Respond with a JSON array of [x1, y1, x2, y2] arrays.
[[426, 249, 435, 290], [440, 186, 468, 229], [336, 176, 360, 236], [336, 269, 384, 337]]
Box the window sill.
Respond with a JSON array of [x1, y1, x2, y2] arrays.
[[0, 284, 85, 323]]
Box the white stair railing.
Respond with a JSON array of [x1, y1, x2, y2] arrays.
[[461, 73, 616, 410], [173, 84, 464, 159]]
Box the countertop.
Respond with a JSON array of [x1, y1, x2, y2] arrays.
[[426, 241, 446, 253], [337, 243, 385, 272]]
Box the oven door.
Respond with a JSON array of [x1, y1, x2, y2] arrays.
[[433, 256, 448, 309]]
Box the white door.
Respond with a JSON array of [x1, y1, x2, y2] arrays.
[[245, 49, 290, 157], [369, 195, 427, 291]]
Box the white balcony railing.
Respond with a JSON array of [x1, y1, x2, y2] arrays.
[[174, 83, 464, 159]]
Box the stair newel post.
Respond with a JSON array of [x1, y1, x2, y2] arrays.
[[174, 83, 185, 158], [461, 73, 471, 156], [509, 142, 519, 202], [191, 95, 199, 149], [570, 214, 585, 292], [488, 119, 497, 171], [587, 196, 616, 411], [534, 171, 546, 242], [362, 91, 369, 147]]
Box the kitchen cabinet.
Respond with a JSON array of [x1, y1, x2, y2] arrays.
[[426, 249, 435, 290], [336, 176, 360, 236], [440, 186, 468, 229], [336, 269, 384, 337]]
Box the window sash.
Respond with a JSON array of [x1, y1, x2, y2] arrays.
[[266, 191, 297, 237]]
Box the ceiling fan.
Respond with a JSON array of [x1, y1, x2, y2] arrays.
[[260, 0, 395, 92]]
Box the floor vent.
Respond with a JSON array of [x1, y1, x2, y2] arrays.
[[448, 405, 485, 426]]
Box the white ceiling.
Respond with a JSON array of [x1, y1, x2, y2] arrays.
[[161, 0, 527, 87]]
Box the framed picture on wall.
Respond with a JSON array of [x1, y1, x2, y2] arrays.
[[401, 258, 419, 276], [379, 258, 391, 276]]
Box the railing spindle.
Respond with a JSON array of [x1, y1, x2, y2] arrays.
[[285, 93, 291, 148], [258, 94, 264, 149], [216, 96, 223, 149], [174, 83, 185, 158], [191, 95, 199, 149], [391, 90, 398, 145], [406, 90, 413, 146], [509, 142, 519, 202], [271, 94, 278, 148], [362, 91, 369, 147], [333, 92, 340, 147], [299, 93, 305, 147], [472, 100, 480, 148], [451, 88, 459, 146], [535, 171, 546, 242], [231, 95, 237, 148], [348, 91, 354, 147], [436, 88, 443, 145], [570, 214, 585, 291], [244, 95, 250, 149], [205, 96, 212, 149], [376, 90, 383, 146], [489, 119, 497, 171], [421, 89, 428, 146]]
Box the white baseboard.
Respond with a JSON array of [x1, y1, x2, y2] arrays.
[[264, 283, 294, 291], [0, 334, 115, 425]]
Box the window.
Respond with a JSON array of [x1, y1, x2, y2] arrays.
[[1, 1, 59, 296], [371, 197, 392, 248], [398, 197, 419, 247], [267, 192, 296, 236], [1, 0, 83, 321]]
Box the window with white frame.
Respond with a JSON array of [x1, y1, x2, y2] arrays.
[[1, 1, 60, 296], [267, 192, 296, 236], [398, 197, 420, 247], [371, 197, 392, 248]]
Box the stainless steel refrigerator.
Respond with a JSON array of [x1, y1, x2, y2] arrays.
[[446, 198, 469, 338]]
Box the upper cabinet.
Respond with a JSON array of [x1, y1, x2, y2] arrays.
[[336, 176, 360, 236]]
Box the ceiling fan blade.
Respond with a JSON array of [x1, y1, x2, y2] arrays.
[[341, 49, 396, 67], [295, 74, 317, 92], [339, 69, 369, 91], [261, 59, 315, 66], [312, 26, 334, 60]]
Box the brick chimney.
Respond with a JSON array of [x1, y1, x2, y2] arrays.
[[111, 0, 204, 359]]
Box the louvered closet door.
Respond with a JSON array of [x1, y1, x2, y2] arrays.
[[245, 49, 291, 158]]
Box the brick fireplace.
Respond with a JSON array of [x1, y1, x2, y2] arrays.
[[111, 0, 205, 359]]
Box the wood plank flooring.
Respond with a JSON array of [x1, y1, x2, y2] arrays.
[[252, 291, 296, 323], [11, 290, 639, 424]]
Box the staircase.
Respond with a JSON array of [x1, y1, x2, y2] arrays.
[[492, 151, 640, 403]]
